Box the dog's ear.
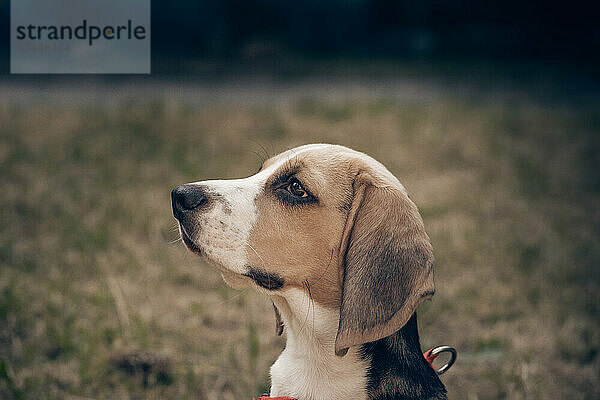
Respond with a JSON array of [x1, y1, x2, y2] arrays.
[[272, 302, 284, 336], [335, 172, 434, 356]]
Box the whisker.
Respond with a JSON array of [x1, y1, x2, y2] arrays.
[[168, 237, 183, 244], [246, 243, 267, 269], [305, 280, 316, 339], [257, 142, 271, 161], [268, 142, 276, 160], [215, 289, 248, 306], [314, 248, 335, 283], [252, 140, 271, 162], [298, 279, 314, 337], [247, 139, 272, 167], [251, 150, 266, 168]]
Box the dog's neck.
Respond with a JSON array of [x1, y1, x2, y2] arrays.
[[270, 289, 370, 400], [360, 313, 447, 400], [269, 289, 446, 400]]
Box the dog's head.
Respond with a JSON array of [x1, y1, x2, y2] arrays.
[[172, 144, 434, 356]]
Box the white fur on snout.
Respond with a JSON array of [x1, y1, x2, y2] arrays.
[[186, 179, 261, 274]]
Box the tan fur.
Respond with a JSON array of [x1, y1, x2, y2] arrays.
[[177, 143, 435, 357], [247, 150, 353, 308], [245, 146, 434, 357]]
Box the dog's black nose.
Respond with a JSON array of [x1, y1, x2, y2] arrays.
[[172, 184, 209, 218]]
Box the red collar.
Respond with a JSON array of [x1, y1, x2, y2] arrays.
[[255, 346, 456, 400]]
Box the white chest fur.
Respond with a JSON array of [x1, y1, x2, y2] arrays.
[[269, 289, 369, 400]]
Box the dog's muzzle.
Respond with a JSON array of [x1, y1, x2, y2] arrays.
[[171, 184, 209, 220]]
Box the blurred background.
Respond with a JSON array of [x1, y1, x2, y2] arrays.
[[1, 0, 599, 398]]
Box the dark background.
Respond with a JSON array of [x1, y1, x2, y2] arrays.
[[1, 0, 599, 75]]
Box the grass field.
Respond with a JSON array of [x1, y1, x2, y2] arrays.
[[1, 72, 599, 399]]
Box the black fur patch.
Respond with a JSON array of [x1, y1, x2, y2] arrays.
[[244, 267, 284, 290], [360, 313, 447, 400]]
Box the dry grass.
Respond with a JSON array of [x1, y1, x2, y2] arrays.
[[0, 76, 599, 399]]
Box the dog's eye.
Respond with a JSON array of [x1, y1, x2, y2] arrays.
[[273, 175, 316, 205], [286, 179, 308, 198]]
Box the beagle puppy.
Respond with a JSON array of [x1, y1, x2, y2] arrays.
[[172, 144, 447, 400]]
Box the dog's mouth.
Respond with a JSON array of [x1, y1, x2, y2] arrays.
[[177, 224, 285, 291], [243, 268, 285, 290], [179, 226, 204, 256]]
